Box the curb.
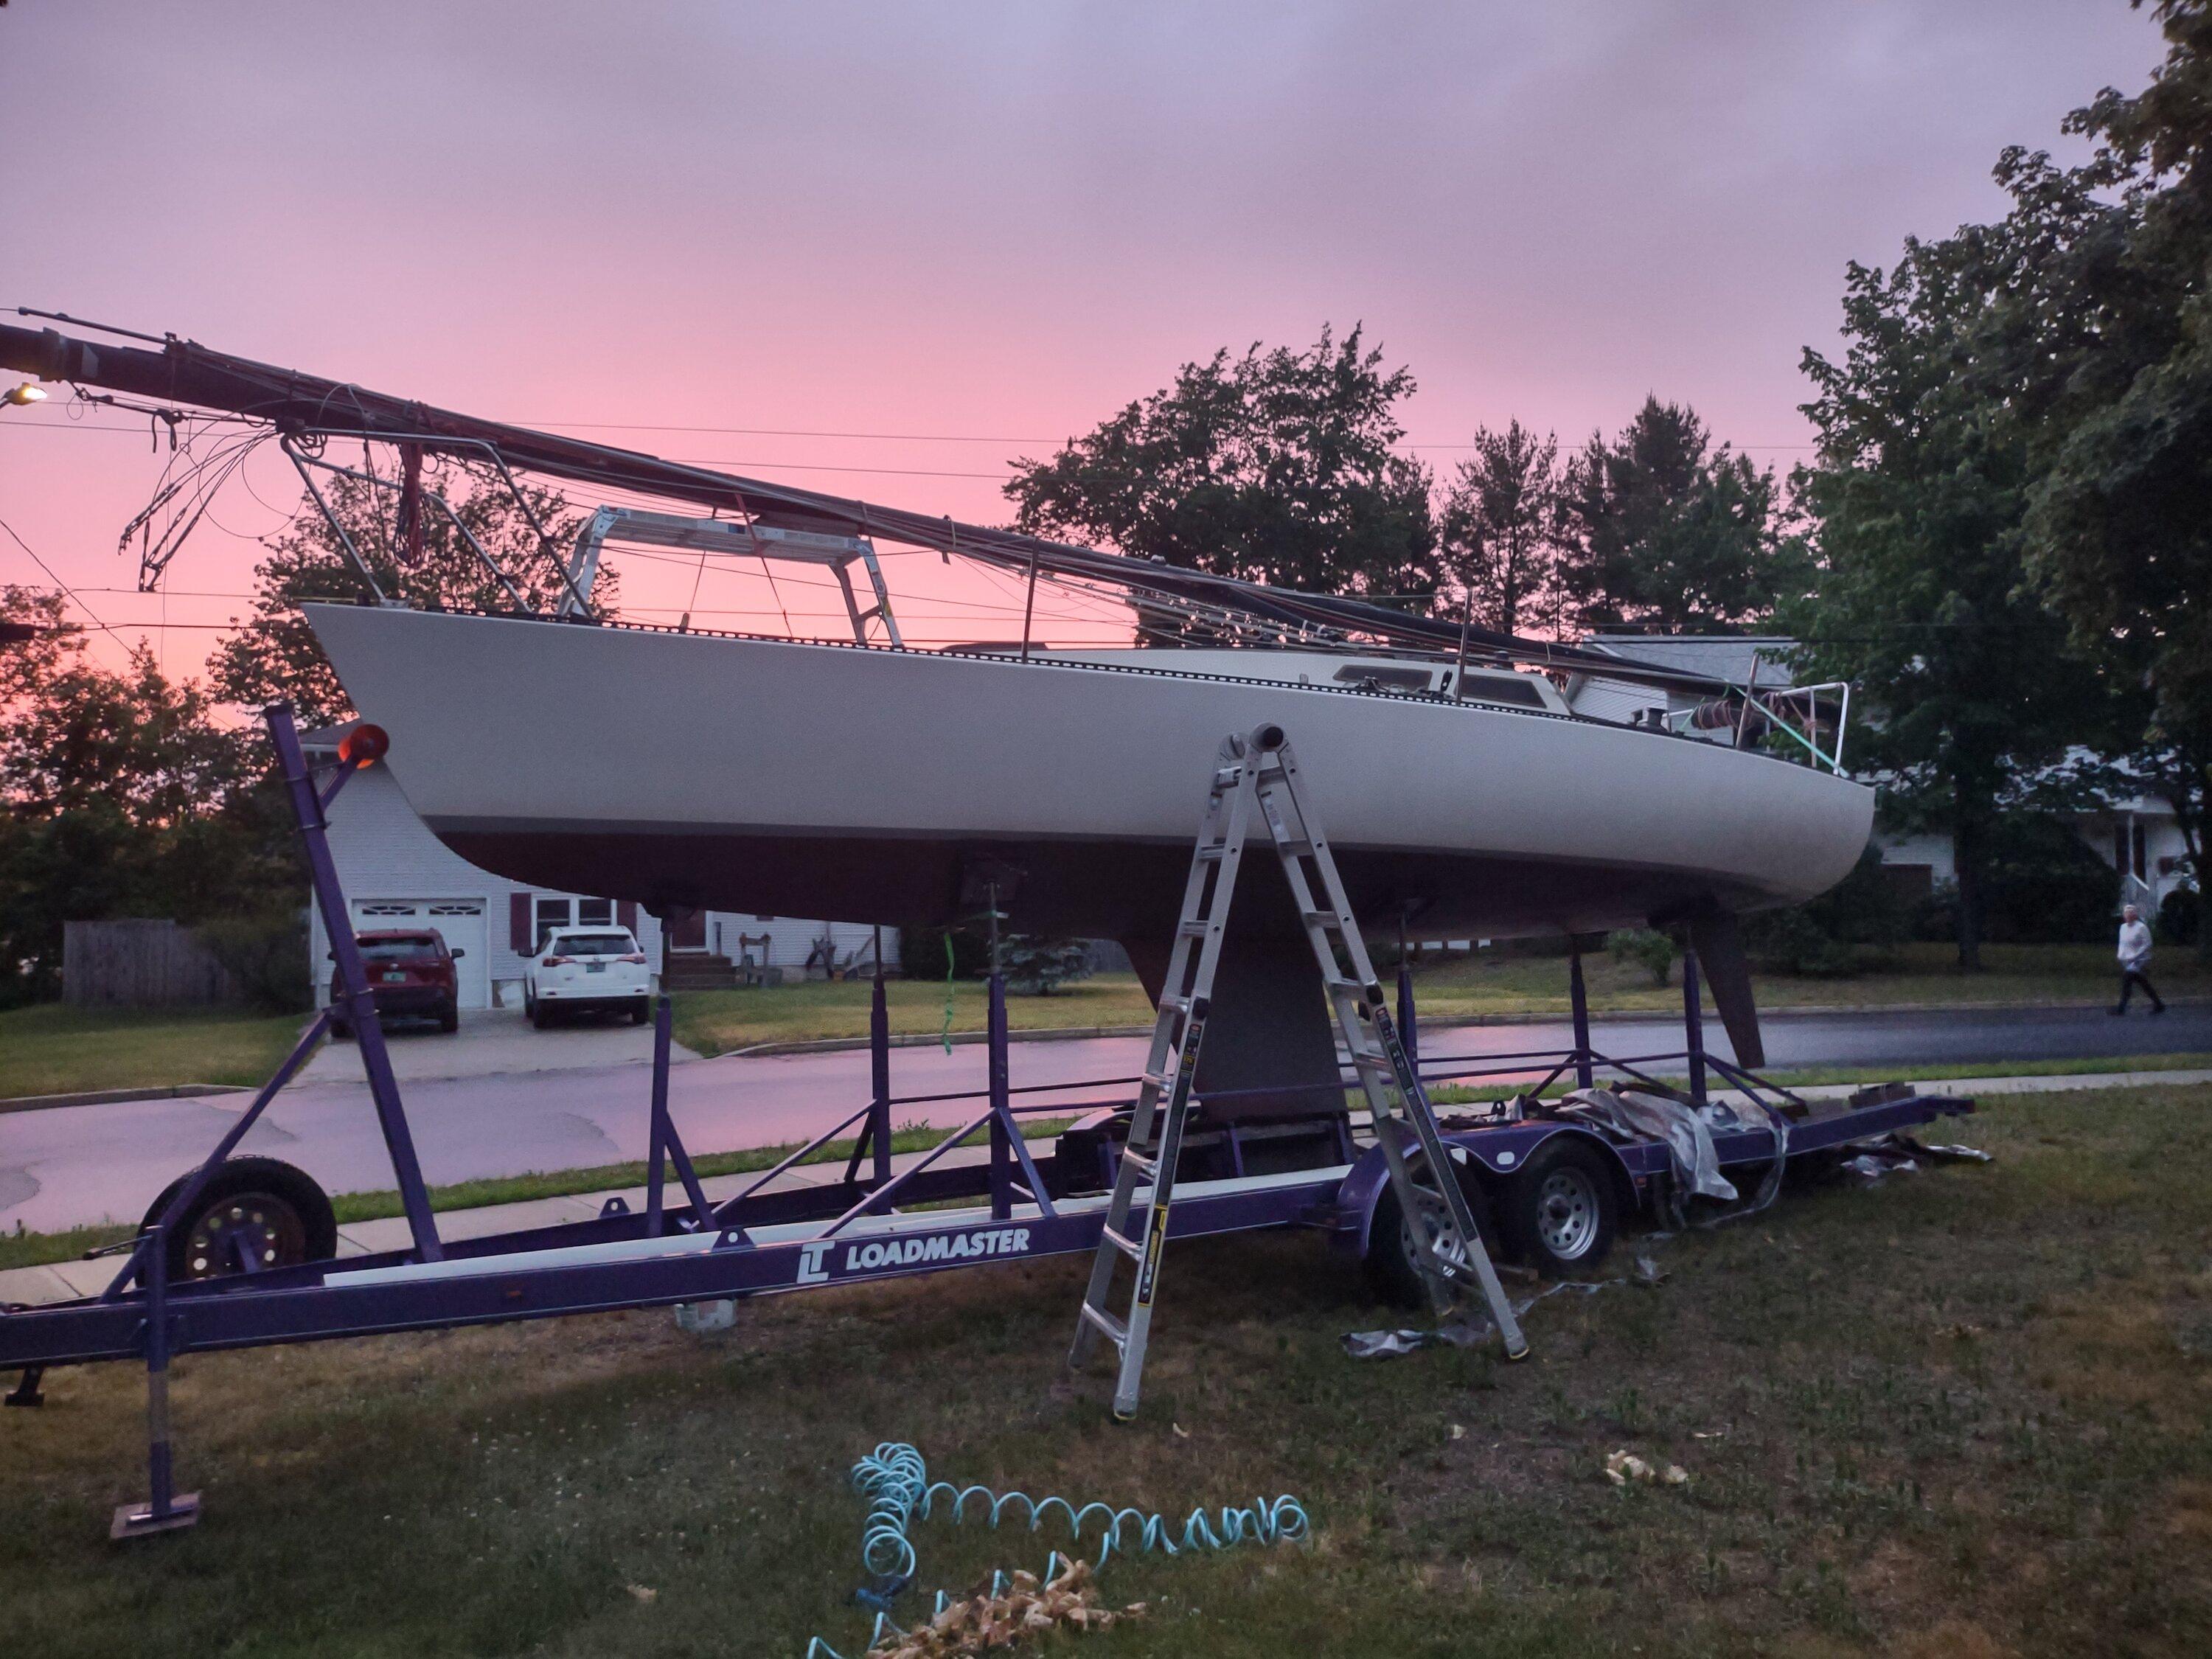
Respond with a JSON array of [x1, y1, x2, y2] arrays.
[[0, 1082, 248, 1116], [726, 1024, 1155, 1058]]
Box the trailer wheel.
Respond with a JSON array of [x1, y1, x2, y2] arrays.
[[141, 1158, 338, 1283], [1363, 1153, 1501, 1310], [1499, 1138, 1617, 1278]]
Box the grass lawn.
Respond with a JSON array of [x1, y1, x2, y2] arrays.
[[0, 1003, 309, 1102], [4, 1083, 2209, 1655], [1405, 939, 2212, 1021], [671, 945, 2212, 1054], [672, 973, 1158, 1056]]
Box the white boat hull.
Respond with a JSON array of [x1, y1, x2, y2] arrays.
[[304, 605, 1874, 947]]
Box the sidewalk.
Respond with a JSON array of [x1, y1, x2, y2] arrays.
[[5, 1065, 2205, 1313]]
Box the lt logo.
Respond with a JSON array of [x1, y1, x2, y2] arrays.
[[796, 1240, 835, 1284]]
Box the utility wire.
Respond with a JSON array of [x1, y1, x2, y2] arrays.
[[0, 514, 126, 644]]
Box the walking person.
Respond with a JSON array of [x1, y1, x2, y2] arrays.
[[2112, 903, 2166, 1015]]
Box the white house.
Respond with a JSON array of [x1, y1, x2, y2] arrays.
[[1561, 633, 2194, 914], [301, 723, 897, 1010]]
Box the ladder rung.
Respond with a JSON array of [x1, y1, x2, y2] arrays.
[[1138, 1068, 1175, 1090], [1101, 1224, 1144, 1260], [1300, 909, 1348, 930], [1159, 995, 1193, 1016], [1079, 1302, 1129, 1348], [1118, 1148, 1156, 1176], [1177, 919, 1212, 938], [1193, 846, 1228, 863]]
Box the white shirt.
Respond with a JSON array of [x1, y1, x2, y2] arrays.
[[2118, 919, 2153, 970]]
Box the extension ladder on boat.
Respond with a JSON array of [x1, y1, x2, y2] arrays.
[[1068, 724, 1528, 1419]]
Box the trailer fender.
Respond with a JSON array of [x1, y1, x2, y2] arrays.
[[1338, 1124, 1637, 1260]]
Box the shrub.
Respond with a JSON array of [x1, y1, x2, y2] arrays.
[[1610, 928, 1679, 987], [1742, 844, 1907, 976], [1002, 936, 1093, 996], [195, 911, 312, 1012], [1740, 905, 1860, 978], [2162, 884, 2201, 948], [1981, 815, 2124, 943]]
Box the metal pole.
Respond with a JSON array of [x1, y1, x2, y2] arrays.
[[269, 704, 442, 1261], [1450, 591, 1473, 702], [113, 1226, 198, 1537], [1568, 939, 1595, 1091], [1681, 942, 1708, 1107], [1395, 920, 1418, 1071], [987, 969, 1014, 1220], [1019, 544, 1040, 662], [869, 929, 893, 1187], [646, 995, 672, 1234]]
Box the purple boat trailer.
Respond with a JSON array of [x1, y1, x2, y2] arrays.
[[0, 705, 1973, 1537]]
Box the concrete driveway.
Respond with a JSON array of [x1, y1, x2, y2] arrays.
[[298, 1007, 700, 1085], [4, 1001, 2208, 1234]]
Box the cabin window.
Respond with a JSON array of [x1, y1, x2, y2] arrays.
[[1453, 673, 1548, 710], [1332, 664, 1436, 694]]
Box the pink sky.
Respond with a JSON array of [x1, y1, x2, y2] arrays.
[[0, 1, 2168, 674]]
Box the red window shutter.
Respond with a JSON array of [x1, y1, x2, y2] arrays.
[[616, 900, 638, 935], [509, 893, 532, 953]]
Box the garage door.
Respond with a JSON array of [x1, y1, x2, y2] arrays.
[[349, 900, 491, 1009]]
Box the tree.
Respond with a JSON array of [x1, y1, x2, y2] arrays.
[[1557, 397, 1794, 633], [1436, 420, 1565, 636], [1001, 936, 1093, 996], [212, 463, 597, 730], [2001, 0, 2212, 957], [1004, 327, 1439, 639], [0, 586, 293, 1001], [1789, 229, 2110, 970]]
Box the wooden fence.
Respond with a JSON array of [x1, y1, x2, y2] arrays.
[[63, 919, 235, 1007]]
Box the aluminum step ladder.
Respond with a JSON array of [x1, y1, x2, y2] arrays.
[[1069, 723, 1528, 1420]]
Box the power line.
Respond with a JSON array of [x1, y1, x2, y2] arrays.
[[0, 514, 126, 644], [1, 415, 1818, 457]]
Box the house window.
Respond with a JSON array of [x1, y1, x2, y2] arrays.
[[578, 898, 613, 926], [535, 897, 572, 953]]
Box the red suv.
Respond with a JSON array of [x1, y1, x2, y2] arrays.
[[329, 930, 464, 1036]]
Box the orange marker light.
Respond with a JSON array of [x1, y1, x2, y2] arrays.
[[338, 724, 391, 769]]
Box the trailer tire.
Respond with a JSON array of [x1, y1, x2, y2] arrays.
[[1499, 1138, 1617, 1278], [1363, 1155, 1502, 1310], [141, 1158, 338, 1283]]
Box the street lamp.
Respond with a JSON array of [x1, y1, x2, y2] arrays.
[[2, 382, 48, 408]]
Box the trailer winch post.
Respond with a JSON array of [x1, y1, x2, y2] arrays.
[[1681, 945, 1708, 1107], [1568, 939, 1596, 1091], [270, 703, 443, 1262], [842, 941, 895, 1190], [111, 1219, 198, 1540]]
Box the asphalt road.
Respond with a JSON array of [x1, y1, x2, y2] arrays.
[[3, 1001, 2205, 1234]]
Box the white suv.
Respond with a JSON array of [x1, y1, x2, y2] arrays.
[[525, 928, 653, 1028]]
